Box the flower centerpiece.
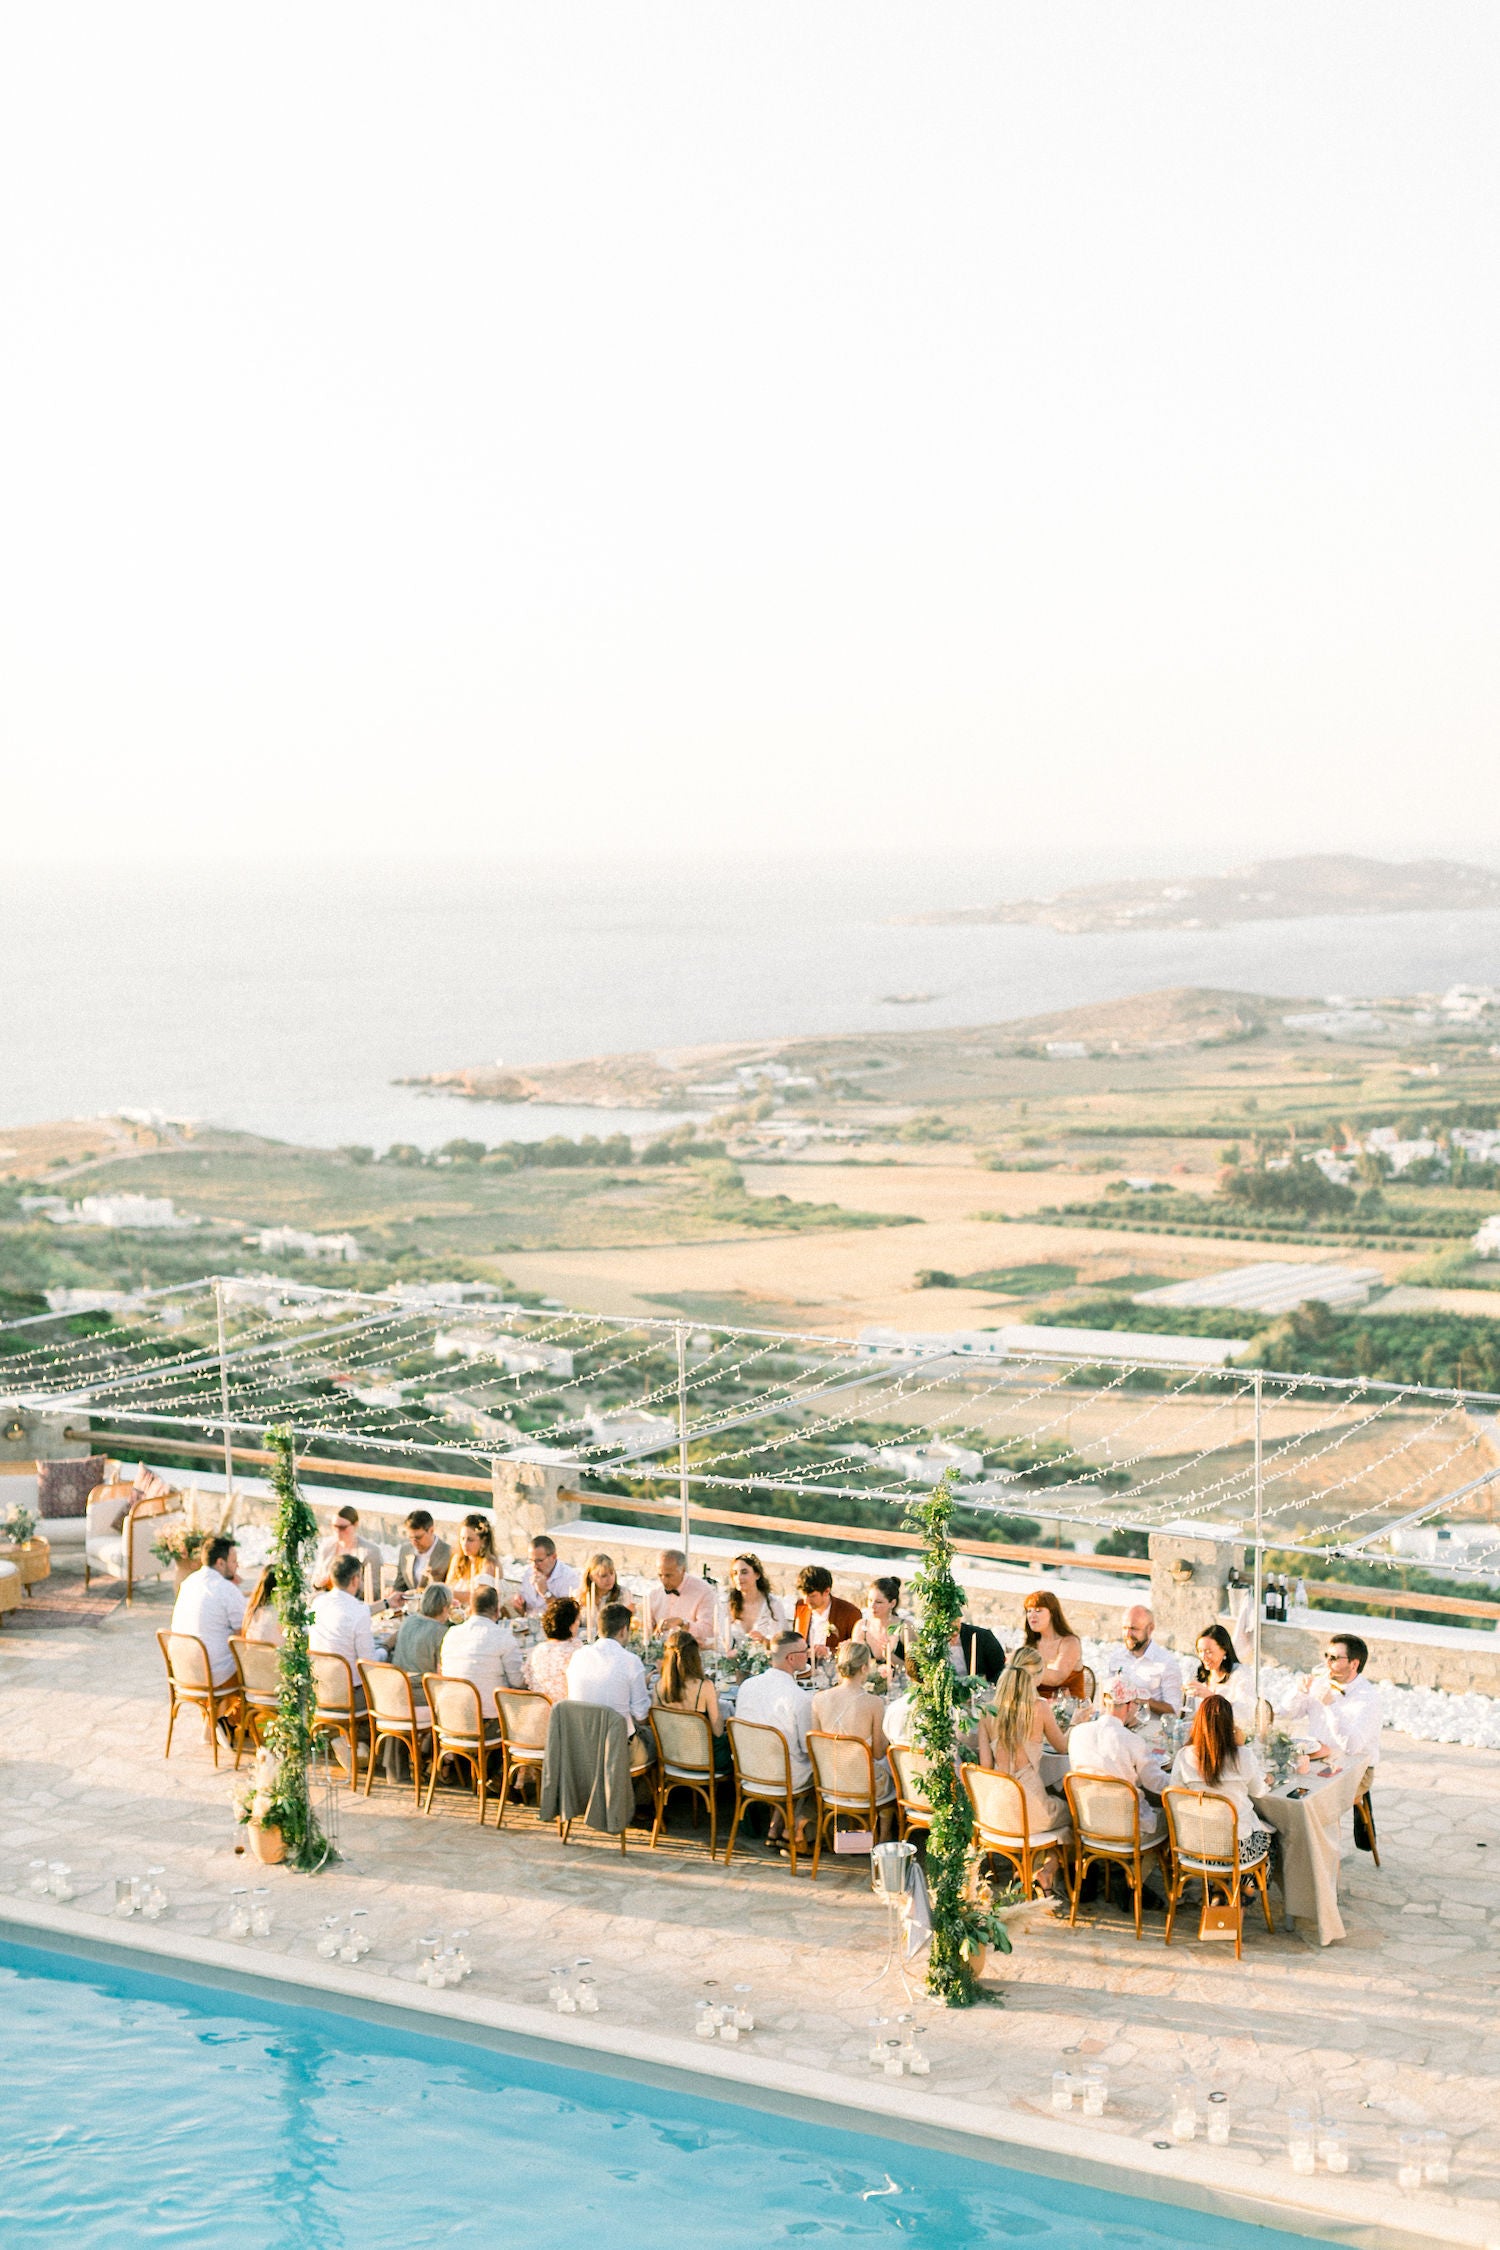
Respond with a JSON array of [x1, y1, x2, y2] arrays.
[[1261, 1726, 1299, 1788], [233, 1747, 289, 1864], [151, 1523, 211, 1578], [2, 1502, 38, 1546], [721, 1638, 771, 1684], [950, 1869, 1018, 1976]]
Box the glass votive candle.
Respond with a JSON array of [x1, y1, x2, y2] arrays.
[[317, 1920, 343, 1959], [1318, 2121, 1348, 2174], [143, 1885, 168, 1921], [694, 2002, 718, 2041], [1051, 2071, 1075, 2113], [1171, 2082, 1198, 2143], [869, 2018, 890, 2066], [250, 1892, 272, 1939], [1082, 2069, 1108, 2118], [733, 1983, 755, 2031], [1397, 2133, 1424, 2190], [882, 2041, 904, 2078], [1288, 2109, 1316, 2175], [576, 1977, 598, 2015], [547, 1964, 569, 2005], [29, 1861, 50, 1896], [49, 1863, 75, 1902], [227, 1898, 252, 1940], [1207, 2107, 1231, 2148], [717, 2010, 740, 2042], [114, 1877, 136, 1918], [1421, 2131, 1450, 2186]]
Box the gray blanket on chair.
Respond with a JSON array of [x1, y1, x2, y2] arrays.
[[539, 1701, 633, 1834]]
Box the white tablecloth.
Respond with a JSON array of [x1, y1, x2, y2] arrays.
[[1253, 1761, 1367, 1945]]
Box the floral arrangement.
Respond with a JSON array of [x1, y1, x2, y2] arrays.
[[261, 1426, 334, 1872], [719, 1639, 771, 1683], [1261, 1727, 1299, 1787], [950, 1872, 1018, 1966], [903, 1472, 981, 2007], [151, 1523, 211, 1569], [2, 1503, 38, 1546], [233, 1746, 282, 1831]]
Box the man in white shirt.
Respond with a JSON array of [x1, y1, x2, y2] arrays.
[[440, 1584, 525, 1720], [734, 1629, 815, 1842], [1280, 1633, 1382, 1771], [517, 1534, 583, 1615], [566, 1600, 653, 1771], [1101, 1607, 1183, 1715], [641, 1548, 717, 1646], [171, 1535, 247, 1688], [310, 1554, 387, 1680], [313, 1505, 383, 1603], [1066, 1683, 1169, 1843]]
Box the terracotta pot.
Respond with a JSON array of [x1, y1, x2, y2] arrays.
[[248, 1823, 286, 1865], [173, 1557, 196, 1587], [964, 1945, 989, 1981]]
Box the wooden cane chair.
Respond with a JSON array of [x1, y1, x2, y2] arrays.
[[1081, 1665, 1097, 1703], [1353, 1771, 1380, 1867], [493, 1688, 552, 1828], [888, 1743, 934, 1844], [962, 1764, 1071, 1900], [648, 1704, 718, 1859], [807, 1731, 881, 1880], [230, 1635, 281, 1765], [1063, 1770, 1166, 1940], [421, 1673, 496, 1822], [725, 1718, 804, 1875], [158, 1630, 242, 1766], [1162, 1788, 1274, 1960], [310, 1652, 367, 1791], [359, 1661, 432, 1806]]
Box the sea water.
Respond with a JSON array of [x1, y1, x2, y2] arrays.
[[4, 852, 1497, 1150]]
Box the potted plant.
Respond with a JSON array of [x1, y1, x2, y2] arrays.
[[950, 1888, 1018, 1982], [151, 1523, 211, 1585], [234, 1748, 288, 1864], [2, 1503, 38, 1547]]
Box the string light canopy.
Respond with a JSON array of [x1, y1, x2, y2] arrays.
[[3, 1273, 1498, 1582]]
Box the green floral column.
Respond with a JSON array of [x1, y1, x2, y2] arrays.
[[264, 1425, 333, 1871]]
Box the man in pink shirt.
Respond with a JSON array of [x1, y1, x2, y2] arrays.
[[641, 1548, 715, 1647]]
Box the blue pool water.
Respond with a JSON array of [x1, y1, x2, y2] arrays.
[[0, 1940, 1329, 2250]]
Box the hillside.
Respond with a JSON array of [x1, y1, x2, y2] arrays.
[[901, 854, 1500, 933]]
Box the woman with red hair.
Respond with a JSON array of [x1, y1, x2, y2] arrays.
[[1022, 1587, 1086, 1701], [1169, 1693, 1272, 1867]]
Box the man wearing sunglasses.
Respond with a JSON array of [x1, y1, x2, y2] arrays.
[[1281, 1633, 1382, 1771]]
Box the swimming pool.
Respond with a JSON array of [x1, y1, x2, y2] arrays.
[[0, 1937, 1332, 2249]]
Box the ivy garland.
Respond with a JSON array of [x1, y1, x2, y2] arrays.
[[264, 1425, 333, 1871], [904, 1471, 979, 2006]]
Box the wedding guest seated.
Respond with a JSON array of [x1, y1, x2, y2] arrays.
[[853, 1578, 913, 1676], [641, 1549, 716, 1646], [566, 1600, 654, 1774], [313, 1505, 382, 1603], [1169, 1693, 1272, 1866], [310, 1554, 388, 1692], [792, 1564, 859, 1657], [734, 1629, 814, 1848], [977, 1648, 1070, 1893], [394, 1582, 452, 1687], [951, 1611, 1006, 1686], [722, 1552, 788, 1647], [810, 1637, 897, 1837], [882, 1643, 922, 1749], [240, 1564, 283, 1646], [1278, 1633, 1381, 1772], [1186, 1624, 1258, 1734], [445, 1514, 507, 1613], [525, 1594, 582, 1703], [1022, 1589, 1085, 1700], [518, 1533, 582, 1615], [440, 1583, 524, 1711], [394, 1509, 452, 1596], [171, 1534, 246, 1689], [1066, 1681, 1168, 1843], [1100, 1606, 1184, 1715], [580, 1551, 635, 1636], [654, 1625, 729, 1772]]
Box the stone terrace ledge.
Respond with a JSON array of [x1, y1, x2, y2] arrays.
[[3, 1580, 1500, 2247]]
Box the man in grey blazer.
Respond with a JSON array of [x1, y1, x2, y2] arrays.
[[393, 1508, 452, 1596]]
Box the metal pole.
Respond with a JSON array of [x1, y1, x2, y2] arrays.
[[1252, 1368, 1264, 1720], [214, 1280, 235, 1511], [676, 1323, 691, 1568]]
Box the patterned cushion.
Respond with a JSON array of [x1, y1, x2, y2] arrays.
[[38, 1457, 112, 1519]]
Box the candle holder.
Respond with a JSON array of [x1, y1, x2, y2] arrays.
[[732, 1984, 754, 2031], [1051, 2070, 1075, 2113], [226, 1889, 252, 1940], [693, 2002, 718, 2041], [1206, 2098, 1231, 2148], [48, 1862, 76, 1903], [1082, 2068, 1108, 2119], [318, 1918, 347, 1960], [249, 1890, 272, 1939], [1396, 2132, 1424, 2191], [1421, 2131, 1449, 2186], [1171, 2078, 1198, 2144], [1317, 2122, 1348, 2174], [1287, 2107, 1316, 2175], [114, 1876, 136, 1919]]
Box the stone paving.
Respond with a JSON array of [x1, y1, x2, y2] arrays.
[[4, 1576, 1500, 2247]]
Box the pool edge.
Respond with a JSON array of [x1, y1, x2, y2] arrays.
[[0, 1898, 1488, 2250]]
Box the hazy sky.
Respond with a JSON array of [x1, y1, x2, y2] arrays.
[[3, 6, 1497, 867]]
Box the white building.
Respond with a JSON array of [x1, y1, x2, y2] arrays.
[[61, 1194, 193, 1230], [1475, 1215, 1500, 1260], [874, 1440, 985, 1484], [1139, 1262, 1381, 1314], [254, 1226, 360, 1263], [585, 1407, 677, 1458], [432, 1326, 498, 1362], [495, 1343, 575, 1380], [1045, 1040, 1088, 1060], [856, 1323, 1245, 1370]]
